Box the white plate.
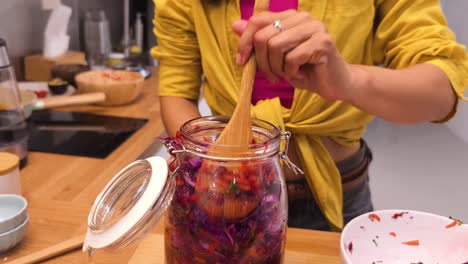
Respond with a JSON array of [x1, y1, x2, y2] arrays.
[[340, 210, 468, 263]]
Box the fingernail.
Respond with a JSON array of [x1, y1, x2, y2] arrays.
[[241, 53, 249, 65], [319, 56, 328, 64], [236, 53, 242, 65], [232, 19, 246, 28], [241, 47, 253, 64]]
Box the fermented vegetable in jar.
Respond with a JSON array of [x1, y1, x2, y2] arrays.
[[83, 116, 302, 264]]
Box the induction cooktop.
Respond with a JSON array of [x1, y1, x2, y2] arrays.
[[27, 111, 148, 158]]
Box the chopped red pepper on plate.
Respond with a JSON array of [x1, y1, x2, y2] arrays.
[[446, 216, 464, 228], [392, 211, 408, 220], [348, 241, 353, 254], [402, 240, 420, 246], [389, 232, 397, 237], [368, 213, 381, 222], [446, 219, 459, 229]]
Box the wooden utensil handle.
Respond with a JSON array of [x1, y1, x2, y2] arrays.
[[238, 56, 257, 105], [238, 0, 271, 104], [40, 93, 106, 109], [7, 235, 84, 264], [238, 0, 270, 101]]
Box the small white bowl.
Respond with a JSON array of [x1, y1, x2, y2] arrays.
[[0, 195, 28, 234], [340, 209, 468, 263], [0, 214, 28, 253]]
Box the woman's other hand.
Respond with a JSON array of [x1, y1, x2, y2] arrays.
[[233, 10, 357, 102]]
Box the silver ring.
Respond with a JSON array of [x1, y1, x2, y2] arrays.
[[273, 20, 283, 32]]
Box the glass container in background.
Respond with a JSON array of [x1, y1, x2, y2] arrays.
[[84, 9, 112, 69], [0, 152, 21, 195], [135, 12, 144, 52], [0, 39, 28, 168]]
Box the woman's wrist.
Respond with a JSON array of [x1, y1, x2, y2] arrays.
[[342, 64, 373, 106]]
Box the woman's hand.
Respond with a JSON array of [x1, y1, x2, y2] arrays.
[[233, 10, 358, 102]]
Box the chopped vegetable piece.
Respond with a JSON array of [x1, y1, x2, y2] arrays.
[[447, 216, 464, 228], [368, 213, 381, 222], [392, 212, 408, 220], [190, 194, 198, 201], [348, 242, 353, 254], [176, 179, 184, 186], [446, 219, 458, 229], [228, 182, 238, 193], [164, 136, 286, 263], [402, 240, 420, 246], [389, 232, 397, 237]]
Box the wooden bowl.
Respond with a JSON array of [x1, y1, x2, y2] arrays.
[[75, 70, 144, 106]]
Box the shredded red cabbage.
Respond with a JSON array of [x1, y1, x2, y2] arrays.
[[164, 138, 286, 264]]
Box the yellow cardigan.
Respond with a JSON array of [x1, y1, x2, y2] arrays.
[[152, 0, 468, 230]]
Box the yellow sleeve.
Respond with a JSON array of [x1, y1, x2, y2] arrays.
[[151, 0, 202, 101], [373, 0, 468, 106]]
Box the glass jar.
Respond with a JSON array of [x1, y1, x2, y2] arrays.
[[84, 116, 302, 263], [0, 38, 29, 168]]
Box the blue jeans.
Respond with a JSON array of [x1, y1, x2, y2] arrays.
[[287, 139, 374, 231]]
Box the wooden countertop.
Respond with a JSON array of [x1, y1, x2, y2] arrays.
[[0, 69, 341, 263], [127, 226, 341, 264]]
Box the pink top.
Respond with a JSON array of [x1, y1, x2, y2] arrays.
[[240, 0, 298, 108]]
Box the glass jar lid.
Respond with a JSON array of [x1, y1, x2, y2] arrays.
[[0, 152, 19, 175], [83, 156, 173, 253]]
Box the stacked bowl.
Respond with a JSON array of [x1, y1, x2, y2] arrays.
[[0, 195, 29, 253]]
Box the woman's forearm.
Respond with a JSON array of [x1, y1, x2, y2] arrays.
[[349, 63, 456, 124], [160, 96, 201, 137]]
